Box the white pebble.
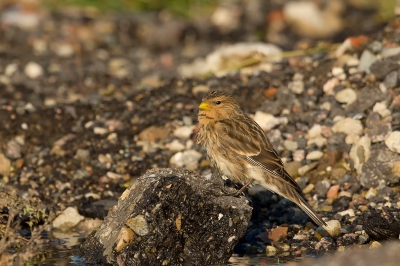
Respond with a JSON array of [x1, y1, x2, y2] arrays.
[[338, 209, 355, 217], [306, 150, 323, 160], [173, 125, 195, 139], [94, 127, 108, 135], [335, 88, 357, 104], [5, 63, 18, 76], [385, 131, 400, 154], [332, 67, 344, 76], [24, 61, 43, 79], [322, 220, 341, 237], [332, 118, 363, 136], [253, 111, 287, 131]]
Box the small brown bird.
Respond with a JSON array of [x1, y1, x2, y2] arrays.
[[197, 91, 327, 227]]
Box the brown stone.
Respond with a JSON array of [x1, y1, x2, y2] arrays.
[[326, 185, 340, 199]]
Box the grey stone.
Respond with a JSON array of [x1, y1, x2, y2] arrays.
[[369, 54, 400, 80], [360, 144, 400, 188], [358, 50, 377, 73], [315, 180, 331, 198], [346, 89, 386, 114], [383, 70, 399, 89], [78, 168, 252, 265]]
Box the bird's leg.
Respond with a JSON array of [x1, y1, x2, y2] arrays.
[[234, 179, 253, 196]]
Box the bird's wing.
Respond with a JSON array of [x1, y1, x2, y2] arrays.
[[217, 117, 301, 191]]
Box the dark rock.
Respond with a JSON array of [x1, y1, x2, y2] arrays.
[[366, 112, 392, 143], [345, 88, 386, 114], [369, 54, 400, 80], [383, 70, 399, 89], [357, 234, 369, 244], [315, 180, 330, 198], [77, 168, 252, 265], [260, 100, 281, 115], [276, 85, 296, 110], [332, 196, 351, 211], [360, 144, 400, 188], [328, 132, 350, 154], [297, 177, 308, 190]]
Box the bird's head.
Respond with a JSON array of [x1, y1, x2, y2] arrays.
[[198, 91, 241, 122]]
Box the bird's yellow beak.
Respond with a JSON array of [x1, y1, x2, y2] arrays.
[[199, 102, 210, 111]]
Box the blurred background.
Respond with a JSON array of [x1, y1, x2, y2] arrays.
[[0, 0, 397, 98]]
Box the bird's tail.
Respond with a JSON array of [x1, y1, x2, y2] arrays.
[[293, 190, 327, 227], [272, 180, 327, 227]]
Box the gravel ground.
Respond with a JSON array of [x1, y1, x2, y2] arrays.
[[0, 1, 400, 265]]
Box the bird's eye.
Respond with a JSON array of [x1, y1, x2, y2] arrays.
[[215, 101, 221, 105]]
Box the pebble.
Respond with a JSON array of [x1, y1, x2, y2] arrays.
[[365, 187, 377, 199], [253, 111, 287, 131], [358, 50, 377, 73], [332, 67, 344, 76], [307, 124, 322, 138], [307, 136, 327, 148], [182, 116, 193, 126], [166, 140, 185, 152], [6, 140, 22, 159], [192, 85, 210, 95], [326, 185, 340, 199], [315, 180, 331, 197], [74, 149, 90, 162], [349, 135, 371, 174], [284, 161, 302, 177], [94, 127, 108, 135], [267, 226, 288, 242], [369, 241, 382, 249], [169, 150, 202, 170], [335, 88, 357, 104], [332, 118, 363, 136], [323, 78, 339, 95], [265, 245, 278, 256], [283, 140, 298, 151], [372, 101, 391, 117], [108, 58, 130, 78], [126, 215, 149, 236], [0, 153, 11, 176], [346, 57, 359, 67], [302, 184, 314, 194], [298, 162, 318, 176], [5, 63, 18, 76], [296, 177, 308, 190], [383, 70, 398, 89], [288, 80, 304, 94], [337, 191, 352, 198], [54, 43, 74, 57], [385, 131, 400, 153], [173, 125, 195, 139], [52, 207, 85, 229], [98, 154, 113, 164], [292, 150, 305, 162], [44, 98, 57, 107], [306, 150, 323, 160], [315, 237, 334, 250], [24, 61, 43, 79], [323, 220, 341, 237], [338, 209, 355, 217]]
